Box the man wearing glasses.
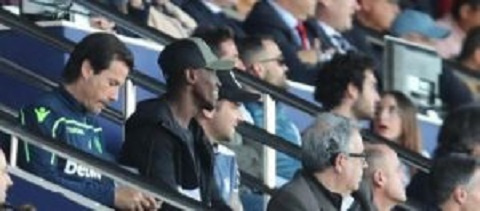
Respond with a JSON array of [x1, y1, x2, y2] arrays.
[[268, 112, 368, 211]]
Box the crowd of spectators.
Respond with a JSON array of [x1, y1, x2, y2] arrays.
[[4, 0, 480, 211]]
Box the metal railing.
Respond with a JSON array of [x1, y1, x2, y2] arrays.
[[0, 1, 432, 177]]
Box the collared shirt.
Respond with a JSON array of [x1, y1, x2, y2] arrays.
[[305, 171, 355, 211], [267, 0, 302, 46], [202, 0, 223, 14], [213, 144, 240, 204], [318, 21, 353, 54], [435, 15, 465, 59]]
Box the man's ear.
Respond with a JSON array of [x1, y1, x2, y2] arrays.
[[248, 63, 265, 78], [81, 60, 94, 80], [202, 108, 215, 119], [346, 83, 359, 100], [334, 154, 346, 173], [453, 186, 468, 205], [372, 170, 386, 188], [185, 68, 197, 85]]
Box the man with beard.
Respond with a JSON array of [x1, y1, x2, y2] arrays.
[[119, 37, 233, 210], [314, 52, 380, 121]]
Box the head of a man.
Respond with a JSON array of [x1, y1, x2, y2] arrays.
[[239, 36, 289, 89], [364, 143, 406, 210], [276, 0, 317, 20], [390, 10, 450, 47], [200, 71, 260, 141], [452, 0, 480, 32], [316, 0, 360, 32], [432, 154, 480, 211], [0, 150, 12, 204], [62, 33, 133, 114], [158, 38, 234, 111], [314, 52, 379, 120], [356, 0, 400, 32], [302, 113, 367, 195], [193, 27, 245, 70]]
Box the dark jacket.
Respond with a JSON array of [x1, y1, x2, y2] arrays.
[[243, 0, 320, 85], [119, 96, 229, 210], [181, 0, 245, 37], [439, 62, 474, 111], [267, 170, 375, 211]]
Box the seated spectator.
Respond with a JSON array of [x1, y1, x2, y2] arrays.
[[364, 143, 407, 211], [431, 154, 480, 211], [197, 71, 260, 211], [0, 149, 13, 209], [407, 104, 480, 209], [435, 0, 480, 58], [314, 52, 380, 121], [128, 0, 197, 38], [373, 91, 424, 184], [239, 36, 301, 181], [243, 0, 320, 84], [390, 9, 450, 47], [119, 38, 233, 210], [18, 33, 157, 209], [305, 0, 359, 56], [193, 26, 245, 71], [182, 0, 245, 37], [268, 113, 368, 211], [344, 0, 400, 73], [441, 26, 480, 110]]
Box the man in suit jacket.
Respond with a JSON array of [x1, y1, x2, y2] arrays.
[[243, 0, 320, 85], [305, 0, 359, 56], [268, 113, 369, 211]]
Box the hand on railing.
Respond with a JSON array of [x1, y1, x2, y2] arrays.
[[114, 186, 161, 210]]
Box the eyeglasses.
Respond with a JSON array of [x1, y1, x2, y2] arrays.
[[258, 56, 286, 65], [347, 152, 368, 167]]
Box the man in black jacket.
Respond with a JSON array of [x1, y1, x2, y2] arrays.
[[119, 37, 234, 210]]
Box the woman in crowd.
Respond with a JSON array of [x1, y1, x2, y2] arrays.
[[373, 91, 424, 184]]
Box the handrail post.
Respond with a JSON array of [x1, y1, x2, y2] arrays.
[[124, 79, 136, 119], [262, 94, 276, 209], [9, 135, 18, 167]]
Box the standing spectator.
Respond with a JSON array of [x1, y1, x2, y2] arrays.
[[18, 33, 157, 209], [119, 38, 233, 210], [431, 154, 480, 211], [243, 0, 321, 85], [197, 71, 260, 211], [268, 113, 368, 211], [314, 52, 380, 121], [182, 0, 245, 37], [435, 0, 480, 58], [364, 143, 407, 211], [305, 0, 360, 55]]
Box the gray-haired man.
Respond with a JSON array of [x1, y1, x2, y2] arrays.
[[267, 113, 368, 211]]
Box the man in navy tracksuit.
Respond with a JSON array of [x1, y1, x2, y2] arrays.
[[17, 33, 157, 209]]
